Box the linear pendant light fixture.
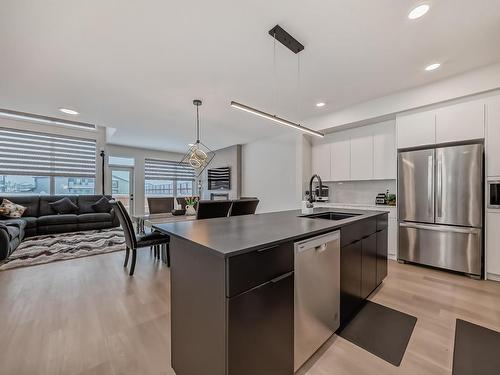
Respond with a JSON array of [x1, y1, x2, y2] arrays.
[[0, 108, 96, 130], [230, 25, 324, 138], [230, 101, 324, 138]]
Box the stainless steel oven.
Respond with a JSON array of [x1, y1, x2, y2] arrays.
[[488, 180, 500, 209]]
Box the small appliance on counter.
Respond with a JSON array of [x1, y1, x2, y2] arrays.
[[314, 185, 329, 202], [375, 193, 386, 205], [375, 190, 397, 206]]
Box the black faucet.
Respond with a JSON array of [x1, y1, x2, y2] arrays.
[[308, 174, 323, 204]]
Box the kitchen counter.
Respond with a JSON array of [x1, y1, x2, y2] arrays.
[[153, 207, 386, 258], [155, 208, 389, 375]]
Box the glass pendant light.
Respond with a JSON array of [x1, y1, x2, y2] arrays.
[[180, 100, 215, 176]]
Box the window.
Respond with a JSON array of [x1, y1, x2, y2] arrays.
[[0, 127, 96, 195], [0, 175, 50, 195], [54, 177, 95, 195], [108, 156, 135, 167], [144, 158, 195, 212]]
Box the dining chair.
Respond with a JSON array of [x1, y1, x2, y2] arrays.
[[196, 200, 232, 220], [111, 200, 171, 275], [147, 197, 174, 214], [176, 196, 199, 210], [229, 199, 259, 216]]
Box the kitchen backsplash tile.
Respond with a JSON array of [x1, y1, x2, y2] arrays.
[[324, 180, 397, 205]]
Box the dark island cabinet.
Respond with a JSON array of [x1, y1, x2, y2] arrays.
[[340, 214, 388, 325], [340, 240, 362, 322], [376, 228, 388, 285], [227, 272, 293, 375], [361, 233, 378, 299]]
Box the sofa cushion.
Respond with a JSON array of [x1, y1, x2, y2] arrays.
[[49, 197, 79, 214], [1, 219, 27, 230], [0, 199, 27, 218], [39, 196, 78, 216], [78, 213, 113, 223], [0, 196, 40, 217], [77, 195, 113, 214], [38, 214, 78, 225], [19, 216, 37, 228], [91, 196, 112, 213], [5, 225, 21, 241]]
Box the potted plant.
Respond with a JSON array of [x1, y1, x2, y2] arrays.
[[185, 196, 198, 216]]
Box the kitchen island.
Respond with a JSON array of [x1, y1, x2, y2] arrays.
[[153, 207, 388, 375]]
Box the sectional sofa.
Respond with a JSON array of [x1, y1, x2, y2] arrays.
[[0, 195, 119, 261]]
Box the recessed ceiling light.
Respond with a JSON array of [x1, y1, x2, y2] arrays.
[[59, 108, 79, 115], [425, 63, 441, 71], [408, 4, 430, 20], [316, 102, 326, 107]]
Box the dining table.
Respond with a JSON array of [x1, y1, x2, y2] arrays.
[[133, 212, 196, 234]]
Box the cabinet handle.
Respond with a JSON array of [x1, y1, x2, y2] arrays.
[[257, 245, 279, 253], [270, 271, 293, 283]]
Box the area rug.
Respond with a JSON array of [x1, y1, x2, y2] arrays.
[[338, 301, 417, 366], [453, 319, 500, 375], [0, 228, 126, 271]]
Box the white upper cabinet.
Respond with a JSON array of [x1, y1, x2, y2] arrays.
[[486, 95, 500, 177], [373, 120, 396, 179], [330, 130, 350, 181], [436, 100, 485, 144], [311, 141, 331, 181], [350, 126, 374, 180], [396, 111, 436, 149]]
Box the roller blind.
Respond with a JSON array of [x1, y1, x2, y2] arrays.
[[145, 158, 195, 181], [0, 127, 96, 177]]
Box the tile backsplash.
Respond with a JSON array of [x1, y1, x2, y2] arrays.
[[324, 180, 397, 205]]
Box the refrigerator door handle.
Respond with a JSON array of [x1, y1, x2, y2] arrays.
[[436, 154, 443, 218], [427, 155, 433, 217], [400, 222, 481, 235]]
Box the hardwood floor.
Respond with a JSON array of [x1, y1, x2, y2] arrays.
[[1, 253, 500, 375]]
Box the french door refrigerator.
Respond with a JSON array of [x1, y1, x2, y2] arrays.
[[398, 143, 483, 277]]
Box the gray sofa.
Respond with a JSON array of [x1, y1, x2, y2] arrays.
[[0, 195, 119, 261]]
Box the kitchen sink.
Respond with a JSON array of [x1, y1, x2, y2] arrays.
[[302, 212, 361, 221]]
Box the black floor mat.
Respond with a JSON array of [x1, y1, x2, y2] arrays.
[[453, 319, 500, 375], [338, 301, 417, 366]]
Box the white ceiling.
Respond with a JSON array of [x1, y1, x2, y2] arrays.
[[1, 0, 500, 152]]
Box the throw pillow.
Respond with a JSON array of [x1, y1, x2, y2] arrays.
[[49, 197, 79, 214], [91, 196, 112, 213], [0, 199, 27, 218]]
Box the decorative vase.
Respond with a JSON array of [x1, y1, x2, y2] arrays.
[[185, 204, 196, 216]]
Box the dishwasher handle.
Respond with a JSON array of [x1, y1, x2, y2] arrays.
[[315, 243, 327, 252], [295, 231, 340, 253]]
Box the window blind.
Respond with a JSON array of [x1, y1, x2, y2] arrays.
[[145, 158, 195, 181], [0, 127, 96, 177]]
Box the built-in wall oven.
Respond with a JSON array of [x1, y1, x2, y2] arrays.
[[488, 180, 500, 209]]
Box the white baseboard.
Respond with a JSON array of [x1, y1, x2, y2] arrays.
[[388, 253, 397, 261], [486, 273, 500, 282]]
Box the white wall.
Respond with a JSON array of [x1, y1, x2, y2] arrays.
[[242, 134, 303, 213], [105, 144, 184, 215], [200, 145, 241, 200]]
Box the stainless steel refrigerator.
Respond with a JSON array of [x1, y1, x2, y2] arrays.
[[398, 143, 484, 277]]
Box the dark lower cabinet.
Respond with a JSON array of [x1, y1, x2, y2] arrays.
[[340, 215, 388, 326], [340, 241, 362, 324], [361, 233, 378, 299], [227, 273, 293, 375], [376, 228, 388, 285]]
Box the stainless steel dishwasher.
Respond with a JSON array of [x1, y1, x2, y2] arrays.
[[294, 231, 340, 371]]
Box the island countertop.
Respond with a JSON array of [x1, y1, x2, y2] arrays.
[[152, 207, 387, 258]]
